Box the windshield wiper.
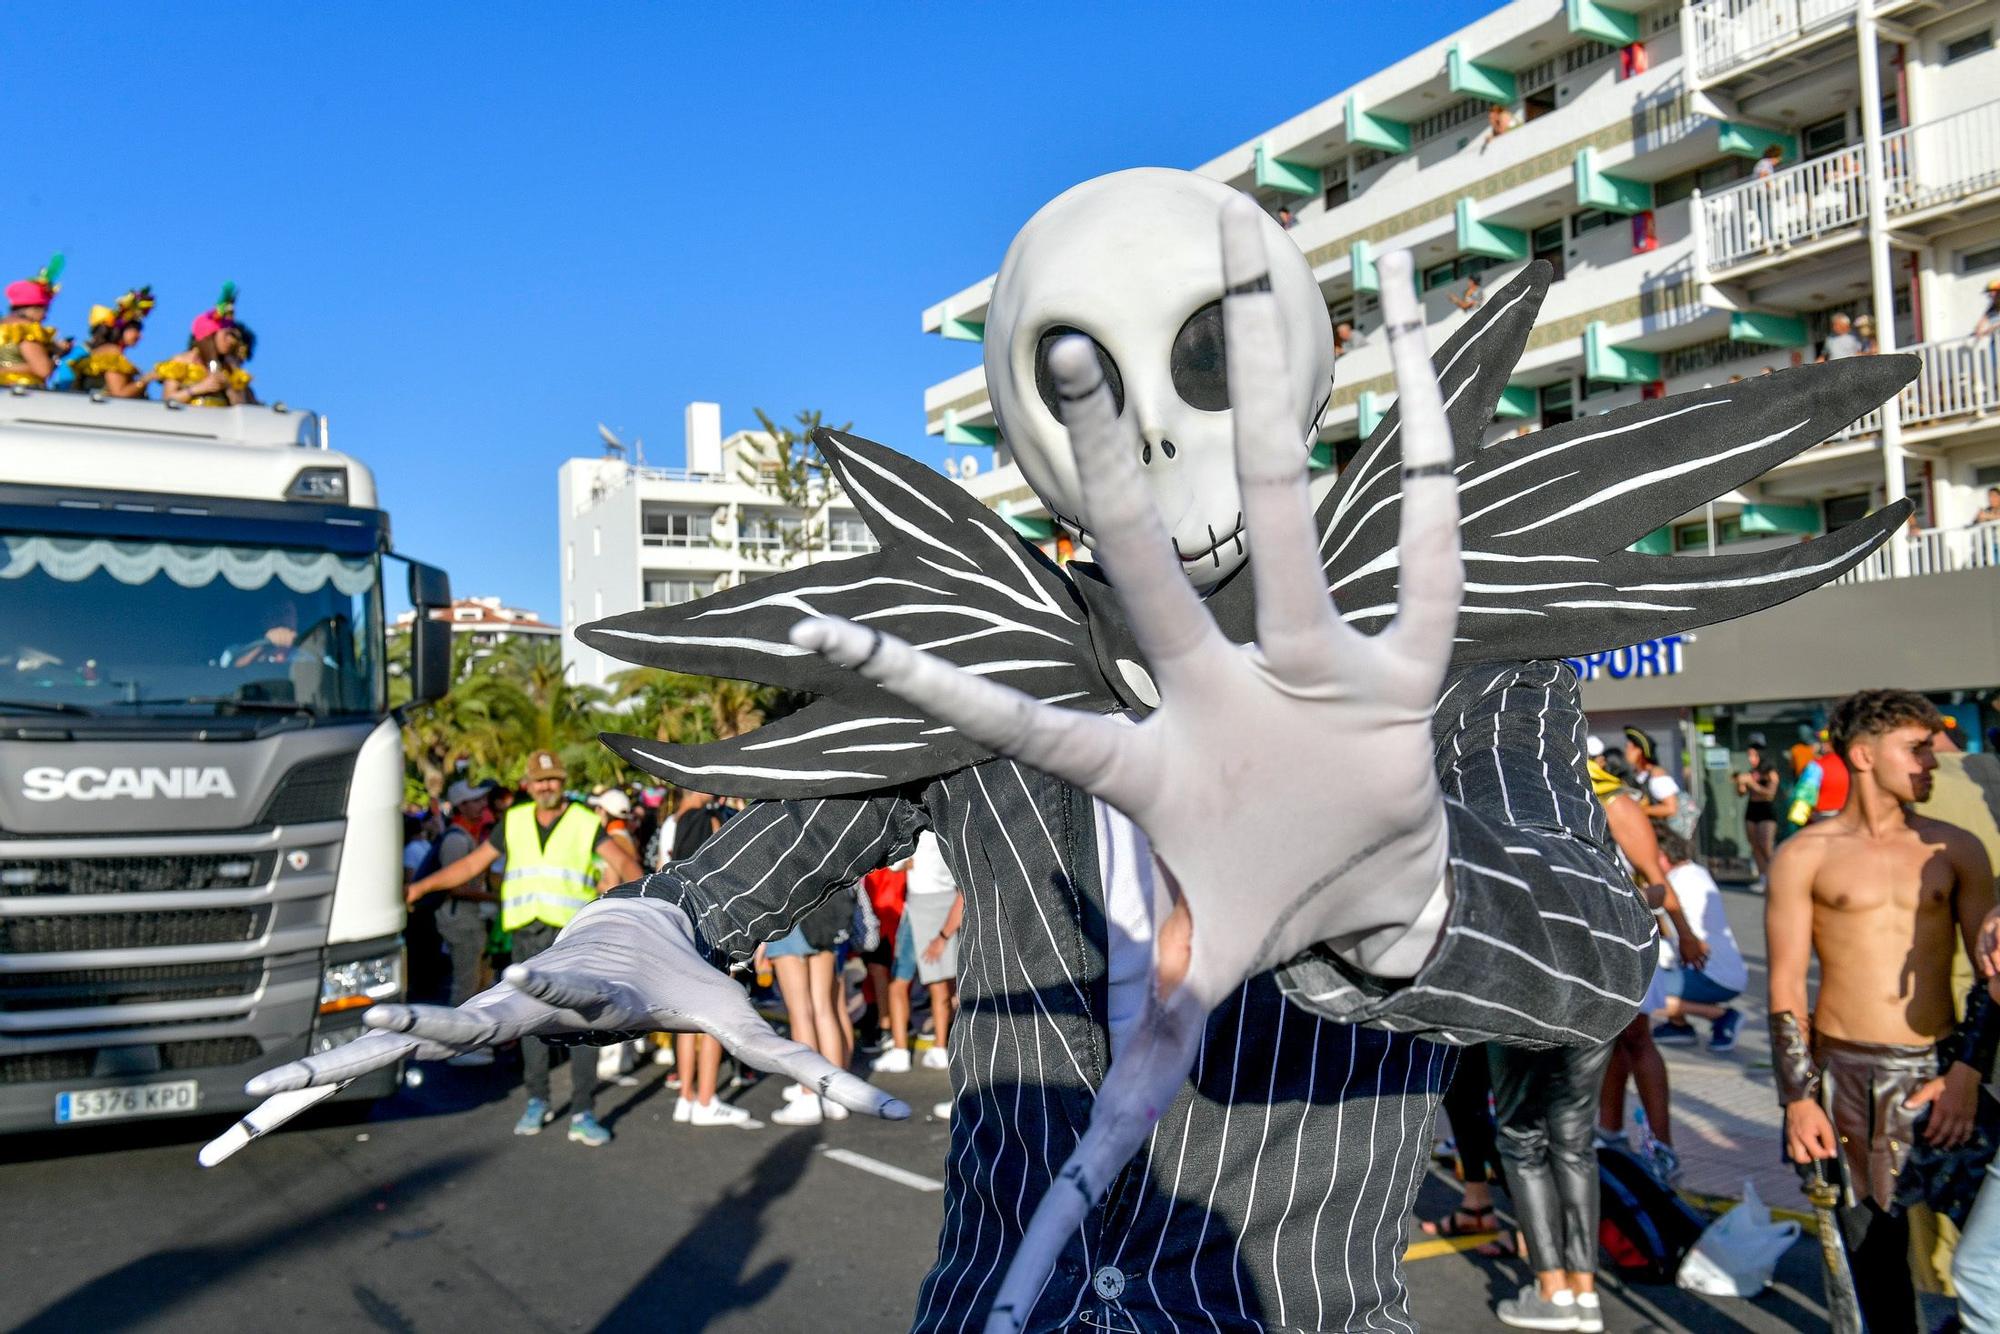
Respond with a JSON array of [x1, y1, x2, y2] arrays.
[[0, 698, 99, 716], [118, 696, 322, 716]]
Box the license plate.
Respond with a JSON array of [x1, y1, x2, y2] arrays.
[[55, 1079, 200, 1125]]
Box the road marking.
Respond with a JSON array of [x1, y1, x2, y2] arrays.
[[819, 1146, 945, 1193], [1403, 1233, 1500, 1263]]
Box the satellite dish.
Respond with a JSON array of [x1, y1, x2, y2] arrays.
[[596, 423, 627, 458], [943, 457, 960, 480], [959, 454, 980, 478]]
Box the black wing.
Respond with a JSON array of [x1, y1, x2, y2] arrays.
[[578, 430, 1115, 798]]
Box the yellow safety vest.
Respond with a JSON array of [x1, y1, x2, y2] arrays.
[[500, 802, 602, 932]]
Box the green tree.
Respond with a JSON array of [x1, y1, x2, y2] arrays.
[[742, 408, 849, 564]]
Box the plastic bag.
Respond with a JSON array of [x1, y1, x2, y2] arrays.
[[1676, 1182, 1801, 1297]]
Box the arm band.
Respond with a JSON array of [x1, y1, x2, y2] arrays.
[[1770, 1010, 1820, 1106], [1944, 981, 2000, 1078]]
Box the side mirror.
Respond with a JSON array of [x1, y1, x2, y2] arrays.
[[410, 615, 452, 707], [407, 561, 450, 610]]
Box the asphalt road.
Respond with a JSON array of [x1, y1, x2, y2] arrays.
[[0, 1034, 1844, 1334]]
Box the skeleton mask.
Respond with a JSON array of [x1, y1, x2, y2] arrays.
[[984, 168, 1335, 590]]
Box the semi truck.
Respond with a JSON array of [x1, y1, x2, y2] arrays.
[[0, 389, 451, 1133]]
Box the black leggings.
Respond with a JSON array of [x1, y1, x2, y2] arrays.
[[1441, 1043, 1504, 1187], [1489, 1038, 1618, 1275]]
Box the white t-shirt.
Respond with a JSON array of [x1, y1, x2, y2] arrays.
[[1094, 798, 1160, 1059], [907, 829, 959, 898], [1660, 861, 1747, 993], [1645, 771, 1681, 804]]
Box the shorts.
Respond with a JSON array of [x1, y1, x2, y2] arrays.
[[1662, 967, 1741, 1006], [764, 926, 814, 959], [899, 891, 960, 984], [862, 937, 896, 970]]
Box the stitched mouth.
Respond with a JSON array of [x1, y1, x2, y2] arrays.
[[1050, 508, 1246, 568]]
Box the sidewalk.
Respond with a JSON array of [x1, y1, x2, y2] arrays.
[[1604, 883, 1805, 1210]]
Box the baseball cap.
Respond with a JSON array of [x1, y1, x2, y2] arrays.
[[591, 789, 632, 819], [1746, 732, 1768, 748], [445, 779, 493, 806], [523, 750, 566, 781], [1586, 735, 1605, 758]]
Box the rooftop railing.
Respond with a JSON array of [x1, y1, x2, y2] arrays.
[[1700, 98, 2000, 270], [1837, 519, 2000, 584], [1684, 0, 1856, 84], [1831, 330, 2000, 439]]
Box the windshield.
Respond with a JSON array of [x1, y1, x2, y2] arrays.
[[1, 533, 385, 719]]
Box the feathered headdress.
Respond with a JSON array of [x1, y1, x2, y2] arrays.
[[5, 252, 63, 309], [579, 262, 1915, 799], [88, 287, 155, 335], [191, 282, 238, 340]]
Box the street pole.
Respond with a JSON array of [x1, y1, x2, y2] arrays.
[[1856, 0, 1911, 576]]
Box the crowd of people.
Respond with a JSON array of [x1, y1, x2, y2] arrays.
[[2, 254, 258, 405], [397, 750, 966, 1143], [1414, 695, 2000, 1332]]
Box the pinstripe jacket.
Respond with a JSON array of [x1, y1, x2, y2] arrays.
[[626, 658, 1654, 1332]]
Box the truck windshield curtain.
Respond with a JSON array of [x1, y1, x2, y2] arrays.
[[1, 534, 385, 717]]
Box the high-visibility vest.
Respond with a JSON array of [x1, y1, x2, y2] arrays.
[[499, 802, 602, 932]]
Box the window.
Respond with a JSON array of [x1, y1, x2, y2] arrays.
[[1562, 38, 1617, 74], [826, 515, 875, 553], [591, 527, 601, 557], [740, 513, 805, 554], [1823, 492, 1872, 530], [1572, 207, 1619, 236], [644, 576, 713, 607], [642, 509, 711, 546], [1945, 29, 1993, 64], [1540, 381, 1575, 428], [1422, 262, 1457, 292], [1581, 378, 1625, 400], [1322, 162, 1350, 210], [1532, 222, 1565, 282], [1354, 147, 1392, 173], [1960, 242, 2000, 275], [1674, 515, 1743, 551], [1411, 98, 1486, 146], [1801, 115, 1848, 157]]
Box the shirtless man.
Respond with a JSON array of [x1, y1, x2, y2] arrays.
[[1766, 688, 1999, 1334]]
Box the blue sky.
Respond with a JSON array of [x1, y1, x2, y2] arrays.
[[21, 3, 1491, 617]]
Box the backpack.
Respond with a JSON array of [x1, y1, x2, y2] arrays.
[[411, 835, 445, 884], [1597, 1144, 1707, 1282]]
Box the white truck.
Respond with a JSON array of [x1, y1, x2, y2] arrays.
[[0, 389, 451, 1133]]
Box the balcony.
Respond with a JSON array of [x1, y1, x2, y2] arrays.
[[1683, 0, 1856, 86], [1838, 519, 2000, 584], [1699, 99, 2000, 273], [1830, 331, 2000, 441]]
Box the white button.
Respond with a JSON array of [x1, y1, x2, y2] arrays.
[[1092, 1265, 1126, 1300]]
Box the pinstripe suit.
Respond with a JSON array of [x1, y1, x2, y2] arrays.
[[623, 658, 1654, 1332]]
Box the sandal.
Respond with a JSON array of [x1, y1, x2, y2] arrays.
[[1420, 1205, 1498, 1237]]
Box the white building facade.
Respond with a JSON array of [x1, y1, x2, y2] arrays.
[[924, 0, 2000, 571], [558, 402, 875, 689]]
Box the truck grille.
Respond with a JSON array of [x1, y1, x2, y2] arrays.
[[0, 853, 275, 898], [0, 961, 265, 1012], [259, 752, 357, 825], [0, 1035, 264, 1086], [1, 907, 269, 953]]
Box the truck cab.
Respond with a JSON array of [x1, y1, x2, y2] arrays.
[[0, 389, 450, 1133]]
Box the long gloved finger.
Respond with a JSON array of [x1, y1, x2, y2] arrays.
[[1217, 194, 1343, 664], [366, 987, 574, 1049], [703, 993, 909, 1119], [788, 615, 1150, 813], [1376, 249, 1463, 674], [982, 986, 1207, 1334], [200, 1084, 344, 1166], [1049, 335, 1226, 685], [243, 1027, 419, 1097]]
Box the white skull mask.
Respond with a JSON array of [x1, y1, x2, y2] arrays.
[[984, 168, 1335, 590]]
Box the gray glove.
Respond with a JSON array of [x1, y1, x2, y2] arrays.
[[788, 212, 1461, 1333], [200, 896, 908, 1165]]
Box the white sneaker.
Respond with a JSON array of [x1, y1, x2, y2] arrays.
[[445, 1048, 494, 1068], [871, 1047, 912, 1074], [823, 1098, 849, 1120], [781, 1083, 813, 1103], [933, 1100, 953, 1119], [771, 1096, 824, 1126], [920, 1046, 949, 1071], [689, 1099, 764, 1129], [653, 1044, 676, 1066], [673, 1096, 694, 1123], [1573, 1292, 1603, 1334]]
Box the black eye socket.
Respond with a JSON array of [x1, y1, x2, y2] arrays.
[[1169, 301, 1229, 411], [1034, 326, 1125, 420]]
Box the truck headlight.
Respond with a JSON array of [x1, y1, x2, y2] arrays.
[[320, 950, 402, 1014], [287, 466, 349, 501]]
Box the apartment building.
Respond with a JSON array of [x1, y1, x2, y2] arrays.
[[393, 596, 560, 649], [557, 402, 875, 689], [920, 0, 2000, 861]]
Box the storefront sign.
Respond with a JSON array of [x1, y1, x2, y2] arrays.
[[1565, 634, 1687, 682]]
